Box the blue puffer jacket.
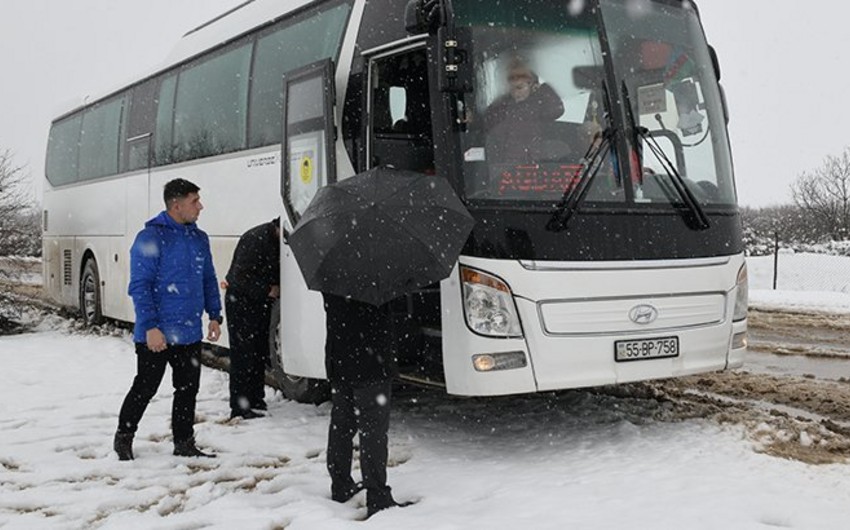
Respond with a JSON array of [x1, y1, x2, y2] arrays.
[[128, 211, 222, 345]]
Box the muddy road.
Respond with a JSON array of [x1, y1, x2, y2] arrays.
[[641, 308, 850, 464], [748, 308, 850, 358]]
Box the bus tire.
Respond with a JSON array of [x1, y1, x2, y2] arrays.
[[268, 298, 330, 404], [80, 258, 103, 326]]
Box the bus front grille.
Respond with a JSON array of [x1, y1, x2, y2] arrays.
[[537, 293, 727, 336]]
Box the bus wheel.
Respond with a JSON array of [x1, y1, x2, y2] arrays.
[[267, 299, 330, 404], [80, 258, 103, 326]]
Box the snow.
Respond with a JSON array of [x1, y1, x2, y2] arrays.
[[2, 252, 850, 527], [748, 252, 850, 314], [1, 325, 850, 527]]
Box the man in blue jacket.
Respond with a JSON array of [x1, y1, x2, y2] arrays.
[[114, 178, 223, 460]]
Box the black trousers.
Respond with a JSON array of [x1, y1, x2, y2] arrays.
[[327, 380, 394, 509], [117, 342, 202, 443], [226, 293, 270, 413]]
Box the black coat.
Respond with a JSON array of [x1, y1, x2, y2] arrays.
[[225, 221, 280, 302], [323, 293, 398, 387], [483, 82, 565, 163]]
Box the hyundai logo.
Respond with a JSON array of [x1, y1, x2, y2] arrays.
[[629, 304, 658, 325]]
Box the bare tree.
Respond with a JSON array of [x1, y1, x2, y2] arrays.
[[0, 149, 39, 255], [791, 147, 850, 240], [0, 149, 39, 331]]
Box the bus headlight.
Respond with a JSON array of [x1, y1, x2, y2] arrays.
[[461, 267, 523, 338], [733, 262, 748, 322]]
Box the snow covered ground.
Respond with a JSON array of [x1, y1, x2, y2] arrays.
[[2, 323, 849, 529], [1, 253, 850, 528], [749, 251, 850, 314]]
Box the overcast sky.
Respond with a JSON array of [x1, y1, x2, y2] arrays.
[[0, 0, 237, 199], [0, 0, 846, 208]]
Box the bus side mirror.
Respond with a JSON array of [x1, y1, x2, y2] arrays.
[[573, 65, 604, 90], [405, 0, 442, 34], [708, 45, 721, 81], [403, 0, 471, 93]]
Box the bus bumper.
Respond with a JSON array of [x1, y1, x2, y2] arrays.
[[441, 255, 746, 396]]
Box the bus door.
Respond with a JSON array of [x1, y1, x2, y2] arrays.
[[279, 59, 337, 379], [366, 45, 444, 381], [367, 45, 435, 173]]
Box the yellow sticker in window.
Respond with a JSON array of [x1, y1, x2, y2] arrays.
[[300, 156, 314, 184]]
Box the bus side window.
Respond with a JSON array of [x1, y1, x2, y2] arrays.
[[125, 79, 159, 172], [282, 60, 336, 228], [369, 49, 434, 174]]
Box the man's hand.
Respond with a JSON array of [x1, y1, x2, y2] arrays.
[[146, 328, 167, 352], [207, 320, 221, 342], [269, 285, 280, 299]]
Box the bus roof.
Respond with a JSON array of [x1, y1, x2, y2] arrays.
[[164, 0, 315, 67], [52, 0, 319, 120]]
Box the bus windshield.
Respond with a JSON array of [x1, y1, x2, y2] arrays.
[[456, 1, 613, 203], [601, 0, 735, 207], [454, 0, 735, 208]]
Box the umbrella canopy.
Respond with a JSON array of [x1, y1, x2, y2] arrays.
[[289, 167, 475, 306]]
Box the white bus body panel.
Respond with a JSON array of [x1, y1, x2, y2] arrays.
[[43, 147, 285, 336], [441, 254, 745, 396], [43, 177, 127, 313], [41, 236, 76, 308], [440, 265, 538, 396], [280, 242, 327, 378]]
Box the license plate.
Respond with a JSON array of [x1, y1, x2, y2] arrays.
[[614, 336, 679, 362]]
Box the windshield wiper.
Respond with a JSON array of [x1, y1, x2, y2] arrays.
[[546, 82, 615, 233], [545, 127, 614, 232], [621, 82, 710, 231]]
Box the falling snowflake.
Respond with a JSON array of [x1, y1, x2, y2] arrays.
[[567, 0, 586, 16], [139, 241, 159, 258]]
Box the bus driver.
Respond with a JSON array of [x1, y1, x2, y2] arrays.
[[481, 57, 565, 164]]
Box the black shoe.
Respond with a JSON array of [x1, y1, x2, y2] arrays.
[[251, 401, 268, 411], [230, 409, 265, 420], [366, 498, 415, 518], [331, 481, 364, 503], [173, 438, 216, 458], [113, 432, 134, 461]]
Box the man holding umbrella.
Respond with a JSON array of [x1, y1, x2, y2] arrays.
[[322, 293, 404, 517], [288, 166, 475, 518]]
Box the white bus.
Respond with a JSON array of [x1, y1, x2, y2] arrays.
[[44, 0, 747, 403]]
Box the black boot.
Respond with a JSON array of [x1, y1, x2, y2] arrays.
[[113, 432, 134, 461], [366, 487, 415, 518], [173, 438, 216, 458], [230, 409, 264, 420], [366, 498, 415, 518], [332, 481, 364, 503]]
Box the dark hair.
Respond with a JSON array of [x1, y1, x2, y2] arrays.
[[163, 178, 200, 207]]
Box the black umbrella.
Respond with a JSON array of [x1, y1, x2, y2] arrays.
[[289, 167, 475, 306]]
